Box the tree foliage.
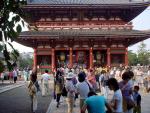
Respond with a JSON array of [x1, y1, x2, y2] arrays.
[[128, 50, 138, 66], [137, 42, 150, 65], [0, 0, 27, 70], [0, 60, 5, 73], [18, 55, 33, 70], [0, 44, 5, 73], [128, 42, 150, 66]]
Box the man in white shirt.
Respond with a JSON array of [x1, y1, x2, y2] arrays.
[[41, 70, 50, 96]]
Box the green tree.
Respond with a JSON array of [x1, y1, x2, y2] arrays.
[[137, 42, 150, 65], [0, 44, 5, 73], [128, 50, 138, 66], [0, 61, 5, 73], [18, 56, 33, 70], [0, 0, 27, 70]]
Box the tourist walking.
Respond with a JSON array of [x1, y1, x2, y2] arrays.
[[9, 70, 13, 83], [133, 86, 141, 113], [65, 72, 76, 113], [41, 70, 50, 96], [107, 78, 123, 113], [0, 70, 5, 84], [119, 71, 135, 113], [28, 69, 38, 113], [95, 67, 101, 92], [81, 91, 112, 113], [147, 66, 150, 76], [143, 77, 149, 93], [76, 72, 89, 113], [100, 70, 109, 99], [71, 71, 78, 107], [23, 69, 28, 81], [54, 69, 64, 108], [13, 68, 18, 83], [87, 69, 97, 91]]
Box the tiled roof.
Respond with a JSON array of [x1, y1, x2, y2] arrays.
[[27, 0, 150, 4], [20, 29, 150, 38]]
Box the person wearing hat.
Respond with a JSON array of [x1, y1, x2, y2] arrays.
[[65, 72, 76, 113]]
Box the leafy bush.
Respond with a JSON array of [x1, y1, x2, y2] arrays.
[[0, 60, 5, 73]]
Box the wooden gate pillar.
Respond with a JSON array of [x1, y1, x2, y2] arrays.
[[125, 48, 128, 66], [107, 48, 111, 67], [33, 48, 37, 70], [52, 48, 55, 71], [69, 48, 73, 68], [89, 47, 93, 68]]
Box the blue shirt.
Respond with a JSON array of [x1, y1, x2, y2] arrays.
[[85, 95, 106, 113]]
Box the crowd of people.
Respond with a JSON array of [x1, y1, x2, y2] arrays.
[[0, 67, 20, 84], [27, 65, 150, 113], [49, 67, 144, 113], [1, 65, 150, 113]]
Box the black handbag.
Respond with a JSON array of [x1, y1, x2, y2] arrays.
[[61, 86, 68, 97], [127, 98, 135, 110]]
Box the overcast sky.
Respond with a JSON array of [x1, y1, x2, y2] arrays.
[[129, 7, 150, 52], [12, 7, 150, 53]]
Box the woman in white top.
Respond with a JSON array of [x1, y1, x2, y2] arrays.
[[65, 72, 76, 113], [107, 78, 123, 113]]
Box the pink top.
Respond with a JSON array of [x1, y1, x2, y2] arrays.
[[9, 72, 13, 77], [87, 74, 96, 85]]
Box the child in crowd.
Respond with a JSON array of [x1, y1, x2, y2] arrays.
[[133, 86, 141, 113]]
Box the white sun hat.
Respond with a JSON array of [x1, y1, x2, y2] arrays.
[[66, 72, 74, 79]]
